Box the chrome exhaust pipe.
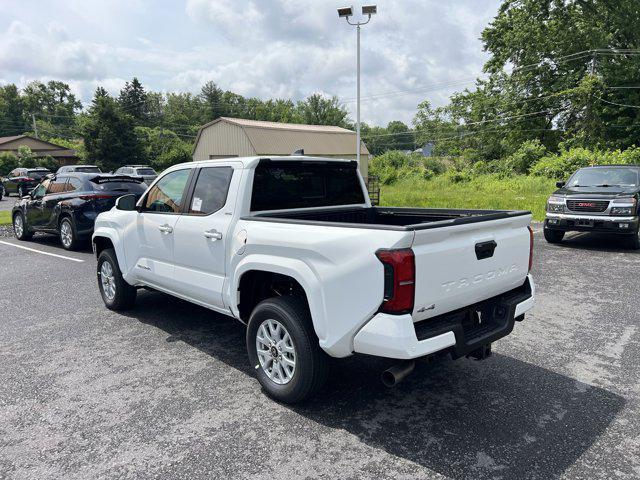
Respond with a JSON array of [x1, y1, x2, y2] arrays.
[[381, 361, 415, 387]]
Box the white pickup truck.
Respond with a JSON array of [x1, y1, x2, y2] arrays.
[[92, 156, 535, 403]]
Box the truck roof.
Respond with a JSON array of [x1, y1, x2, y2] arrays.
[[192, 156, 355, 169]]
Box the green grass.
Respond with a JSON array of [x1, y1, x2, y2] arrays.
[[0, 210, 11, 226], [379, 174, 556, 221]]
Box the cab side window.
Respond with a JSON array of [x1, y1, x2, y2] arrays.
[[143, 169, 191, 213], [188, 167, 234, 215], [47, 178, 67, 194]]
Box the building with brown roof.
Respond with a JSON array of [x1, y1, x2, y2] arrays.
[[0, 135, 78, 166], [193, 117, 370, 177]]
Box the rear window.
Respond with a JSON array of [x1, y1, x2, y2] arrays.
[[28, 170, 49, 179], [251, 161, 365, 212], [135, 168, 156, 176], [91, 178, 147, 194], [75, 167, 101, 173]]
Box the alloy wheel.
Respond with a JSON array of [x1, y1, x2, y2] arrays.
[[60, 220, 73, 248], [255, 319, 297, 385], [13, 215, 23, 237], [100, 260, 116, 301]]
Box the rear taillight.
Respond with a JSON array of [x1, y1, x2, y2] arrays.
[[375, 248, 415, 315], [527, 226, 534, 272]]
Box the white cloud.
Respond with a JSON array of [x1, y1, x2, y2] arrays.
[[0, 0, 501, 125]]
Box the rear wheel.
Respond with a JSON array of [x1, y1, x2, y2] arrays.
[[544, 228, 565, 244], [629, 230, 640, 250], [97, 248, 136, 310], [59, 217, 80, 251], [247, 296, 329, 404], [13, 212, 33, 240]]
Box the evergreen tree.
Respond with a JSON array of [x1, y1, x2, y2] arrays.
[[83, 88, 141, 172], [118, 78, 148, 124]]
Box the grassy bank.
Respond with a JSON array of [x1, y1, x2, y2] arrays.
[[0, 211, 11, 225], [379, 174, 556, 221]]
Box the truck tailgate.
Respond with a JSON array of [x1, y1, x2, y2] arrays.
[[411, 214, 532, 322]]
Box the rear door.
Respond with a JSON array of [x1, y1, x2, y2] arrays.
[[172, 163, 241, 308], [411, 214, 531, 322]]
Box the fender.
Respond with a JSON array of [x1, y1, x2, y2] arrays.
[[92, 226, 129, 279], [229, 254, 330, 347]]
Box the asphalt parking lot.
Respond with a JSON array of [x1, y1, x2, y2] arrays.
[[1, 228, 639, 479]]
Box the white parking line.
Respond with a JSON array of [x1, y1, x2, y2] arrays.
[[0, 240, 85, 263]]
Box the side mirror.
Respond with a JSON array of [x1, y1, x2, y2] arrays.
[[556, 181, 565, 188], [115, 194, 138, 211]]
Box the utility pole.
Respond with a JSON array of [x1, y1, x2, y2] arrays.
[[338, 5, 377, 170], [31, 113, 38, 138]]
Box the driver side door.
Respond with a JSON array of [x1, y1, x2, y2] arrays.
[[25, 180, 50, 228], [123, 168, 193, 291]]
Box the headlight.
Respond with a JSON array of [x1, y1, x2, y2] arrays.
[[610, 198, 637, 216], [546, 195, 565, 213]]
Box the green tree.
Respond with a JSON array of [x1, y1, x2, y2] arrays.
[[118, 78, 149, 124], [82, 88, 141, 172], [0, 84, 26, 136], [17, 146, 37, 168], [200, 81, 226, 121], [295, 94, 350, 127], [22, 80, 82, 127], [0, 151, 19, 175]]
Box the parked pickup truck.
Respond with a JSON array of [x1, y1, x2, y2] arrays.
[[92, 156, 535, 403], [544, 164, 640, 249]]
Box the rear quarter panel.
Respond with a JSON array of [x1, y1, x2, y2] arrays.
[[229, 219, 413, 357]]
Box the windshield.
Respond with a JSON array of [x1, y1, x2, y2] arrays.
[[135, 168, 156, 175], [567, 167, 640, 187]]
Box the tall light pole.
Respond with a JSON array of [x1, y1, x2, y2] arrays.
[[338, 5, 376, 170]]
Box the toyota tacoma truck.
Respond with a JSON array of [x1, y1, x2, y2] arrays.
[[92, 156, 535, 403], [544, 164, 640, 249]]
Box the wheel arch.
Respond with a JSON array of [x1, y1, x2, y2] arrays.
[[92, 229, 127, 275], [232, 256, 327, 345]]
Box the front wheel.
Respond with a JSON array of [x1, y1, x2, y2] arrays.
[[13, 213, 33, 240], [97, 248, 137, 310], [247, 296, 329, 404], [629, 230, 640, 250], [544, 228, 565, 244]]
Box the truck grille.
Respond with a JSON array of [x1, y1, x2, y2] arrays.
[[566, 199, 609, 213]]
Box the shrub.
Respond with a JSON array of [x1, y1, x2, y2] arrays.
[[0, 151, 19, 176], [422, 156, 448, 175], [369, 150, 421, 185], [530, 148, 598, 179], [504, 139, 547, 174]]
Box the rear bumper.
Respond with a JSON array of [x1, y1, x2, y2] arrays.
[[353, 274, 534, 360], [545, 213, 639, 234]]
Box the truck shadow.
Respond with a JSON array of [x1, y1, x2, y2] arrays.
[[556, 231, 639, 253], [130, 291, 624, 480]]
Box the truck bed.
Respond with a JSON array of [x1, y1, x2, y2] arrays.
[[245, 206, 530, 231]]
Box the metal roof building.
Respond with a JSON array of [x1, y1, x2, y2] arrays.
[[192, 117, 370, 177]]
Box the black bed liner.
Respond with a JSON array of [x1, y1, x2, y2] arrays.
[[242, 206, 531, 231]]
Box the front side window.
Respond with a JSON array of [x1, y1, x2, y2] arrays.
[[32, 180, 50, 198], [188, 167, 233, 215], [143, 169, 191, 213]]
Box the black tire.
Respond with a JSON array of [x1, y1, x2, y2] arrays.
[[97, 248, 136, 311], [247, 296, 329, 404], [544, 228, 565, 244], [59, 217, 80, 251], [629, 230, 640, 250], [12, 212, 33, 240]]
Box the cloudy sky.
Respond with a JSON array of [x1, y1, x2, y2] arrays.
[[0, 0, 501, 126]]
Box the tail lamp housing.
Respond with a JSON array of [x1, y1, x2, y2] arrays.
[[527, 225, 534, 272], [375, 248, 415, 315]]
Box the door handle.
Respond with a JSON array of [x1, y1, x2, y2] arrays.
[[158, 224, 173, 234], [204, 229, 223, 240]]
